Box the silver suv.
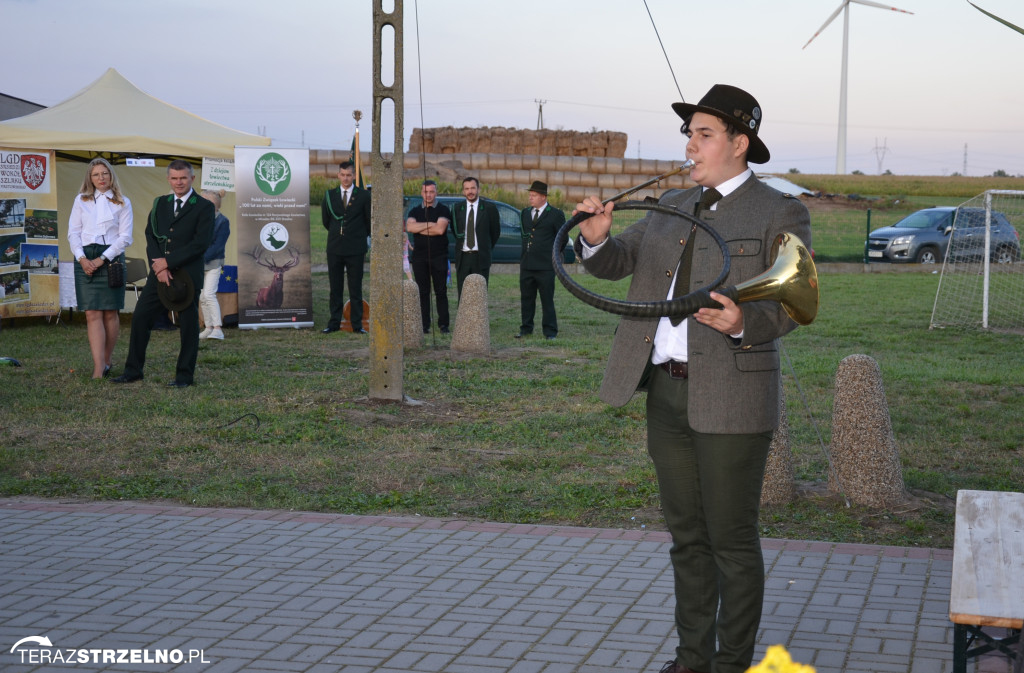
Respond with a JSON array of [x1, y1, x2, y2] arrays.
[[867, 207, 1021, 264]]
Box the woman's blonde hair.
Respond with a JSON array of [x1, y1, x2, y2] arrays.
[[79, 157, 125, 206], [201, 189, 225, 210]]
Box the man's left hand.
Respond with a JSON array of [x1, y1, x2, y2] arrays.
[[151, 257, 168, 275], [694, 291, 743, 335]]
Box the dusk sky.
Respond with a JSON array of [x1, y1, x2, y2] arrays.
[[5, 0, 1023, 176]]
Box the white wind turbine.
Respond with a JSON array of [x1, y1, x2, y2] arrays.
[[803, 0, 913, 174]]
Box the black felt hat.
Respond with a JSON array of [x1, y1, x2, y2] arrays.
[[156, 271, 195, 312], [526, 180, 548, 196], [672, 84, 770, 164]]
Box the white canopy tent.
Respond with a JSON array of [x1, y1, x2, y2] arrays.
[[0, 68, 270, 295], [0, 67, 267, 158]]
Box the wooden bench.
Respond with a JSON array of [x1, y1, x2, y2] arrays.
[[950, 489, 1024, 673]]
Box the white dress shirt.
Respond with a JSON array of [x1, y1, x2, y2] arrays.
[[67, 190, 134, 261], [580, 169, 751, 363], [172, 188, 195, 214], [462, 200, 478, 252]]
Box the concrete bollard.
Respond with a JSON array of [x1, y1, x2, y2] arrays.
[[451, 274, 490, 355], [403, 279, 422, 349], [761, 395, 796, 506], [829, 354, 907, 507]]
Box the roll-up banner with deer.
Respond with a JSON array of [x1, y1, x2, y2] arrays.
[[235, 147, 313, 329]]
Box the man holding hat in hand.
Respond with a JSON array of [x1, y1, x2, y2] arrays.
[[517, 180, 565, 339], [573, 85, 811, 673], [112, 160, 214, 388]]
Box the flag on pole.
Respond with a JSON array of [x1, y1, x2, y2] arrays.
[[352, 110, 365, 189]]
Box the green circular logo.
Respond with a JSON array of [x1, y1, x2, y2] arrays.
[[254, 152, 291, 195]]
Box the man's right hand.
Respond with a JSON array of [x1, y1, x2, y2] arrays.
[[573, 196, 614, 246], [156, 268, 173, 286]]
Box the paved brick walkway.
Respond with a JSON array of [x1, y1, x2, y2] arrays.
[[0, 499, 1012, 673]]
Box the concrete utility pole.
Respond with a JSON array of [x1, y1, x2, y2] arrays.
[[369, 0, 404, 401], [535, 99, 546, 130]]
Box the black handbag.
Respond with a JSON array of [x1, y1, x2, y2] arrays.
[[107, 259, 124, 289]]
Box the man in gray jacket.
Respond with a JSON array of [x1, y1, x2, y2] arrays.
[[574, 85, 811, 673]]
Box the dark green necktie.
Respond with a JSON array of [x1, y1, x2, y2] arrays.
[[670, 188, 722, 326], [695, 188, 722, 216], [467, 204, 476, 249]]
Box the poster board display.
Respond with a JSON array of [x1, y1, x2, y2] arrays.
[[0, 148, 60, 318]]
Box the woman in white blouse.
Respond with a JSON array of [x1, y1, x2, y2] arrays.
[[67, 158, 134, 379]]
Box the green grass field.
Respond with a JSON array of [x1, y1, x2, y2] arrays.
[[2, 267, 1021, 549]]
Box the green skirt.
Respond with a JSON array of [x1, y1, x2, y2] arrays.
[[73, 244, 126, 311]]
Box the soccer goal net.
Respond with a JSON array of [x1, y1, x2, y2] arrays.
[[929, 190, 1024, 331]]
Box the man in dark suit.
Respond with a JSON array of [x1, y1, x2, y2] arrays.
[[574, 85, 812, 673], [517, 180, 565, 339], [321, 160, 371, 333], [450, 176, 501, 299], [112, 160, 214, 387]]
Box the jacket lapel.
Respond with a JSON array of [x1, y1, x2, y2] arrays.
[[161, 194, 174, 217], [346, 185, 364, 210], [348, 185, 367, 210], [535, 204, 550, 229], [452, 202, 464, 236], [336, 187, 346, 217], [152, 195, 175, 236]]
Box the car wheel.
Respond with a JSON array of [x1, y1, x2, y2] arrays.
[[993, 246, 1018, 264], [915, 246, 940, 264]]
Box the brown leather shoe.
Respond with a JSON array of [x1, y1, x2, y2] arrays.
[[658, 661, 706, 673]]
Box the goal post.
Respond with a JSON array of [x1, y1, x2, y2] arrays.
[[930, 190, 1024, 331]]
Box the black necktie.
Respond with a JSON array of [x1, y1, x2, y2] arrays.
[[669, 188, 723, 326], [694, 187, 722, 217], [174, 198, 183, 217], [466, 204, 476, 249]]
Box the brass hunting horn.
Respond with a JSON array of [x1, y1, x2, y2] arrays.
[[551, 162, 819, 325]]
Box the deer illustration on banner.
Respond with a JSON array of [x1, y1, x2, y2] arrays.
[[244, 246, 299, 309]]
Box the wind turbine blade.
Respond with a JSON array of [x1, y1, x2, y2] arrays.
[[849, 0, 914, 14], [802, 1, 847, 49], [966, 1, 1024, 34]]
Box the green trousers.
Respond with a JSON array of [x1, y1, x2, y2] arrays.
[[646, 364, 772, 673]]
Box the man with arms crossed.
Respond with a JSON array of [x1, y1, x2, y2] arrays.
[[406, 180, 453, 334], [574, 85, 811, 673]]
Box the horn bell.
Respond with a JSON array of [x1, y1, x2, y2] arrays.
[[734, 232, 818, 325]]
